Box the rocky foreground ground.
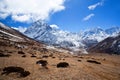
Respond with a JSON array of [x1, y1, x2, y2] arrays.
[[0, 49, 120, 80]]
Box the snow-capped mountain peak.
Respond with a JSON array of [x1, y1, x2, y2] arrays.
[[24, 20, 120, 54], [24, 20, 52, 38], [24, 20, 85, 49]]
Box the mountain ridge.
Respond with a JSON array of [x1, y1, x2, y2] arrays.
[[88, 33, 120, 54], [24, 20, 120, 50]]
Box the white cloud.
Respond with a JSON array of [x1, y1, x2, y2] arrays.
[[88, 1, 103, 10], [83, 13, 95, 21], [12, 14, 31, 22], [12, 26, 27, 33], [0, 0, 66, 22], [50, 24, 59, 29]]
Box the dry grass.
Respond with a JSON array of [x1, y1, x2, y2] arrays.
[[0, 51, 120, 80]]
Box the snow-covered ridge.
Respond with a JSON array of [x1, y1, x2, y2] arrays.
[[24, 20, 120, 50], [0, 29, 23, 40], [0, 22, 29, 42], [24, 20, 120, 48], [24, 20, 85, 48]]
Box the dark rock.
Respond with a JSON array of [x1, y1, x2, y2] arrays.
[[0, 53, 11, 57], [78, 60, 81, 62], [18, 51, 25, 54], [57, 62, 69, 68], [1, 66, 30, 78], [36, 60, 48, 67], [20, 71, 30, 77], [87, 60, 101, 64], [22, 55, 26, 57]]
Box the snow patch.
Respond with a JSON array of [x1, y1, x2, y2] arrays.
[[112, 40, 117, 47], [0, 30, 22, 39]]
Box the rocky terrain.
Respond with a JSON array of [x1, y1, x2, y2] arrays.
[[0, 50, 120, 80]]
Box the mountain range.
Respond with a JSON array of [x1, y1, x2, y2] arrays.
[[24, 20, 120, 51], [0, 21, 120, 54]]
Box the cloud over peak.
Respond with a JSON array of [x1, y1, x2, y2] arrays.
[[50, 24, 59, 29], [0, 0, 66, 22]]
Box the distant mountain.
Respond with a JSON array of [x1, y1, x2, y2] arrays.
[[88, 33, 120, 54], [82, 27, 120, 48], [24, 20, 85, 49], [24, 20, 88, 54], [24, 20, 120, 51], [105, 27, 120, 35], [81, 27, 109, 47]]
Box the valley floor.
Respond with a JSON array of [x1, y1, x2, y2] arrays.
[[0, 51, 120, 80]]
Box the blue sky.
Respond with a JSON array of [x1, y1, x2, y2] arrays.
[[0, 0, 120, 32]]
